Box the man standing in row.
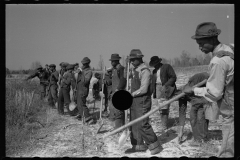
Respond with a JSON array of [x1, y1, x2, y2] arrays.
[[75, 57, 94, 123], [48, 64, 59, 108], [149, 56, 177, 132], [108, 54, 126, 130], [126, 49, 162, 155], [58, 64, 75, 115], [26, 65, 50, 100], [102, 67, 113, 117], [184, 22, 234, 157]]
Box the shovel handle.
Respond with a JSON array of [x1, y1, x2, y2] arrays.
[[103, 79, 207, 139]]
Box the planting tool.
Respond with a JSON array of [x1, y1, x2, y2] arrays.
[[103, 79, 207, 139], [97, 66, 106, 134], [118, 61, 131, 148]]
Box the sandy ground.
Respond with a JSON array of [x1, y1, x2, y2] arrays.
[[8, 98, 222, 158]]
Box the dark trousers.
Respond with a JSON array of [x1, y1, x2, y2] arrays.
[[190, 104, 209, 141], [130, 96, 159, 149], [58, 87, 71, 114], [40, 84, 47, 100], [109, 98, 125, 122], [178, 96, 190, 126], [48, 84, 58, 106], [104, 94, 108, 111], [77, 90, 91, 118]]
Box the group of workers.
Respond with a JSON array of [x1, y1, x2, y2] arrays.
[[25, 22, 234, 157]]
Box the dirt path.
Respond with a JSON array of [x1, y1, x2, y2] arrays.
[[9, 98, 222, 158]]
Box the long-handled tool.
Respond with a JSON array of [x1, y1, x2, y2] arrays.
[[97, 66, 106, 134], [103, 79, 207, 139], [118, 61, 131, 148]]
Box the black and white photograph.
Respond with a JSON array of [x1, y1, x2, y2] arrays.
[[6, 4, 234, 158]]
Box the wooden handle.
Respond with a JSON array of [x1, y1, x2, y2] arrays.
[[103, 79, 207, 139], [100, 66, 106, 120]]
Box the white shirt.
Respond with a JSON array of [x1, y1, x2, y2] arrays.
[[89, 76, 98, 89], [156, 68, 162, 84], [193, 43, 234, 102]]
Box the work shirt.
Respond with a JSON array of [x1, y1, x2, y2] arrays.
[[131, 63, 151, 97], [193, 43, 234, 102], [27, 69, 50, 85], [49, 70, 59, 85], [60, 71, 75, 89], [89, 76, 98, 89]]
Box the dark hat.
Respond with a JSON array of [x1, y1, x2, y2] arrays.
[[62, 62, 69, 67], [49, 64, 56, 68], [59, 62, 64, 66], [95, 73, 101, 79], [129, 49, 144, 59], [191, 22, 221, 39], [74, 63, 79, 66], [36, 65, 43, 70], [81, 57, 91, 64], [66, 64, 75, 70], [109, 54, 121, 61], [149, 56, 162, 67]]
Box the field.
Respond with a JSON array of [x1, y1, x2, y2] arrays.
[[6, 65, 223, 158]]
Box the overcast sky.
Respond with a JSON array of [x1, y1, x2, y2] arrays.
[[6, 4, 234, 70]]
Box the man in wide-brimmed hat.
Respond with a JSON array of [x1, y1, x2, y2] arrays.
[[125, 49, 162, 155], [58, 64, 75, 115], [183, 22, 234, 157], [26, 65, 50, 100], [75, 57, 94, 123], [149, 56, 177, 132], [47, 64, 59, 108], [108, 53, 126, 130]]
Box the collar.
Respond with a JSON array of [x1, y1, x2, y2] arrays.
[[212, 43, 223, 57], [135, 62, 146, 71]]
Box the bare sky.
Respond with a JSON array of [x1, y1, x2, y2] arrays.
[[6, 4, 234, 70]]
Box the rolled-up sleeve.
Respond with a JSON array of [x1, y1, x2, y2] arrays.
[[132, 69, 150, 97], [194, 60, 225, 102]]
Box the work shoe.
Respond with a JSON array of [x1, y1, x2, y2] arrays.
[[125, 145, 148, 154], [75, 114, 82, 121], [148, 140, 163, 155]]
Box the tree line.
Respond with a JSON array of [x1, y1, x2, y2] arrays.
[[6, 51, 212, 75]]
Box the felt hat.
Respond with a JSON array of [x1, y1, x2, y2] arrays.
[[36, 65, 43, 70], [66, 64, 75, 70], [129, 49, 144, 59], [149, 56, 162, 67], [49, 64, 56, 68], [109, 54, 121, 61], [81, 57, 91, 64], [95, 72, 101, 79], [191, 22, 221, 39]]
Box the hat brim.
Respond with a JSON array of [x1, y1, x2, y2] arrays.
[[81, 61, 90, 64], [109, 58, 121, 61], [149, 60, 161, 67], [129, 55, 144, 60], [191, 29, 221, 39]]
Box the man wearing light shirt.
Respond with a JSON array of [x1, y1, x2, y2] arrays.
[[125, 49, 162, 155], [184, 22, 234, 157]]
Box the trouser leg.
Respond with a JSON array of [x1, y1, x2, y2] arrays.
[[196, 106, 209, 141], [217, 116, 234, 157], [190, 105, 198, 140], [40, 84, 45, 100], [77, 92, 90, 118], [58, 88, 64, 114]]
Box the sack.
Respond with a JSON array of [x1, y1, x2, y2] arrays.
[[204, 101, 219, 122]]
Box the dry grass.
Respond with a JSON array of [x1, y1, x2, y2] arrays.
[[6, 78, 49, 155]]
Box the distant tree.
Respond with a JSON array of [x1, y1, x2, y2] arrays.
[[203, 54, 212, 65], [174, 57, 181, 67], [121, 55, 126, 67], [196, 54, 204, 65], [98, 55, 104, 71], [180, 50, 191, 67], [161, 58, 168, 64], [30, 61, 42, 70]]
